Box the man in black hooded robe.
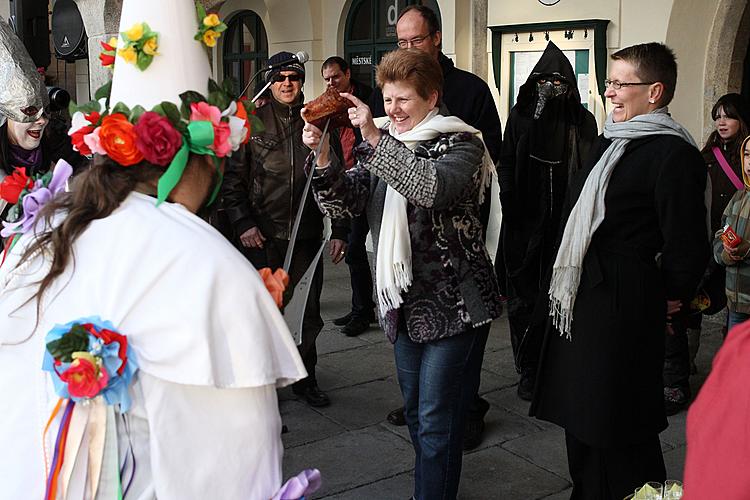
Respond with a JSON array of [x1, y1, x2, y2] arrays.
[[498, 42, 598, 400]]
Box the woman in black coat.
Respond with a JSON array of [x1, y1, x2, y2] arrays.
[[531, 42, 708, 499]]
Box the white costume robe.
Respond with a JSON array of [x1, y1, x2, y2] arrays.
[[0, 192, 307, 499]]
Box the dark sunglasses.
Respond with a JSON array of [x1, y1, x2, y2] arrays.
[[272, 74, 302, 83]]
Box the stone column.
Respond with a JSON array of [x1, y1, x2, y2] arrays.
[[0, 1, 10, 21], [471, 0, 488, 80], [73, 0, 121, 97]]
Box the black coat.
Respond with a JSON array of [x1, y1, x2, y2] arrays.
[[531, 134, 709, 447], [499, 42, 598, 303]]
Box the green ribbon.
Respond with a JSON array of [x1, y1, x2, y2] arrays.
[[156, 120, 215, 205]]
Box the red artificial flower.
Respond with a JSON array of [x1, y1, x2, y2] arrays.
[[70, 125, 95, 156], [60, 357, 109, 399], [83, 323, 129, 375], [234, 100, 251, 144], [99, 52, 115, 67], [212, 121, 232, 158], [134, 111, 183, 166], [259, 267, 290, 308], [0, 167, 33, 204]]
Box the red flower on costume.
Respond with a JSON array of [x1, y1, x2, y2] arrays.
[[0, 167, 34, 204], [99, 113, 144, 166], [259, 267, 290, 308], [83, 323, 130, 375], [134, 111, 183, 166], [69, 112, 101, 157], [190, 102, 232, 157], [60, 356, 109, 399]]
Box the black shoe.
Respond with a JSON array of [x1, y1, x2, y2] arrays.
[[295, 384, 330, 407], [664, 386, 689, 416], [463, 396, 491, 451], [517, 372, 535, 401], [387, 406, 407, 426], [333, 312, 352, 326], [342, 316, 371, 336]]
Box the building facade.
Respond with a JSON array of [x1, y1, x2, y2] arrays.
[[3, 0, 749, 143]]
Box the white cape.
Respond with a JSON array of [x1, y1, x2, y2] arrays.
[[0, 192, 307, 499]]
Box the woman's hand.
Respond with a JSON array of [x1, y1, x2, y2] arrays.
[[724, 240, 750, 261], [340, 92, 381, 148], [300, 111, 331, 168]]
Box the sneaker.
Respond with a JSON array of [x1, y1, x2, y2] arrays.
[[342, 316, 371, 336], [664, 386, 689, 416], [333, 313, 352, 326]]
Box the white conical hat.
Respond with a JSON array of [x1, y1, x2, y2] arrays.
[[109, 0, 211, 110]]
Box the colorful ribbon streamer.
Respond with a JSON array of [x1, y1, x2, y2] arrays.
[[157, 120, 215, 205]]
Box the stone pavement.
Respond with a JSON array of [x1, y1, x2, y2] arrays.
[[280, 259, 725, 499]]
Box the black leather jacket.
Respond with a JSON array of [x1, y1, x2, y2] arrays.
[[222, 96, 348, 241]]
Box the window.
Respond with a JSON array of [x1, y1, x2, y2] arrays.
[[345, 0, 441, 88], [222, 11, 268, 97]]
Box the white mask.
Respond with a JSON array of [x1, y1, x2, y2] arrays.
[[7, 116, 48, 150]]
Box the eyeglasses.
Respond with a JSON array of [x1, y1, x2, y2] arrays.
[[272, 74, 302, 83], [397, 33, 433, 49], [604, 79, 655, 90]]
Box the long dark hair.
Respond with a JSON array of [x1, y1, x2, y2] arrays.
[[701, 93, 750, 165], [17, 156, 164, 313]]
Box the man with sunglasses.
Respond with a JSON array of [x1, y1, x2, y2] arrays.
[[223, 51, 348, 408], [372, 5, 504, 452]]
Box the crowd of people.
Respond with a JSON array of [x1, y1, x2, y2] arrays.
[[1, 0, 749, 499]]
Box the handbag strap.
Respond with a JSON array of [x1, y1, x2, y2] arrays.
[[712, 146, 744, 190]]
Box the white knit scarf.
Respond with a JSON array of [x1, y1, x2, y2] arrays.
[[374, 109, 496, 316], [549, 108, 697, 339]]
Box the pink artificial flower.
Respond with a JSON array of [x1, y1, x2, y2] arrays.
[[60, 357, 109, 399], [83, 127, 106, 155], [190, 101, 222, 125], [211, 121, 232, 158]]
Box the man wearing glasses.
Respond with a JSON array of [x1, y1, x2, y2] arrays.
[[222, 51, 348, 408], [372, 5, 503, 452]]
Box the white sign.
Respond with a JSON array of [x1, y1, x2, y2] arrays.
[[352, 55, 372, 66]]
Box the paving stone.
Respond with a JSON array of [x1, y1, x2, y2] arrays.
[[325, 471, 414, 499], [478, 367, 517, 395], [540, 487, 573, 500], [483, 386, 558, 432], [502, 427, 571, 481], [458, 446, 570, 499], [481, 346, 522, 386], [660, 411, 687, 448], [280, 399, 346, 448], [315, 378, 405, 430], [485, 317, 513, 352], [317, 343, 397, 386], [282, 426, 414, 498], [316, 328, 370, 355]]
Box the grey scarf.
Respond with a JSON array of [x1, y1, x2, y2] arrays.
[[549, 108, 697, 339]]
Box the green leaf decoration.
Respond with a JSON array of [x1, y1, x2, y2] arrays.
[[221, 77, 236, 95], [160, 101, 182, 125], [196, 3, 207, 21], [130, 105, 146, 122], [214, 24, 227, 33], [136, 51, 154, 71], [208, 79, 222, 94], [68, 100, 78, 116], [46, 325, 90, 363], [77, 100, 103, 114], [180, 90, 208, 108], [208, 91, 230, 113], [112, 102, 132, 117], [94, 80, 112, 102]]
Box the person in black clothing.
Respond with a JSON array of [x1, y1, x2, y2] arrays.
[[321, 56, 378, 337], [373, 4, 503, 452], [531, 42, 707, 499], [222, 52, 348, 408], [497, 41, 598, 401]]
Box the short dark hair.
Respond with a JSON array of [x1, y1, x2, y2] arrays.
[[611, 42, 677, 106], [376, 49, 443, 103], [321, 56, 349, 74], [398, 5, 441, 34]]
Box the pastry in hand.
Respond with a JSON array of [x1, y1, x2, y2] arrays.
[[304, 86, 351, 130]]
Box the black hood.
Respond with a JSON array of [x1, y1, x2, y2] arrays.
[[516, 42, 585, 122]]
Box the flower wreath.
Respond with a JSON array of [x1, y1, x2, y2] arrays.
[[0, 160, 73, 265], [68, 78, 264, 205]]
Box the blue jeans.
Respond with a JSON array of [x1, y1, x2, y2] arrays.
[[394, 323, 490, 500], [727, 310, 750, 331]]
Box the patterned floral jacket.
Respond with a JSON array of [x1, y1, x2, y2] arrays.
[[311, 131, 503, 343]]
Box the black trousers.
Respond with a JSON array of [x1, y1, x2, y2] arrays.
[[344, 213, 375, 318], [243, 237, 324, 388], [663, 313, 699, 391], [566, 432, 666, 500]]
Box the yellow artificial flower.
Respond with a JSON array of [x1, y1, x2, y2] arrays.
[[107, 36, 118, 48], [203, 14, 221, 28], [202, 29, 219, 48], [143, 37, 158, 56], [125, 23, 144, 42], [118, 46, 137, 64]]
